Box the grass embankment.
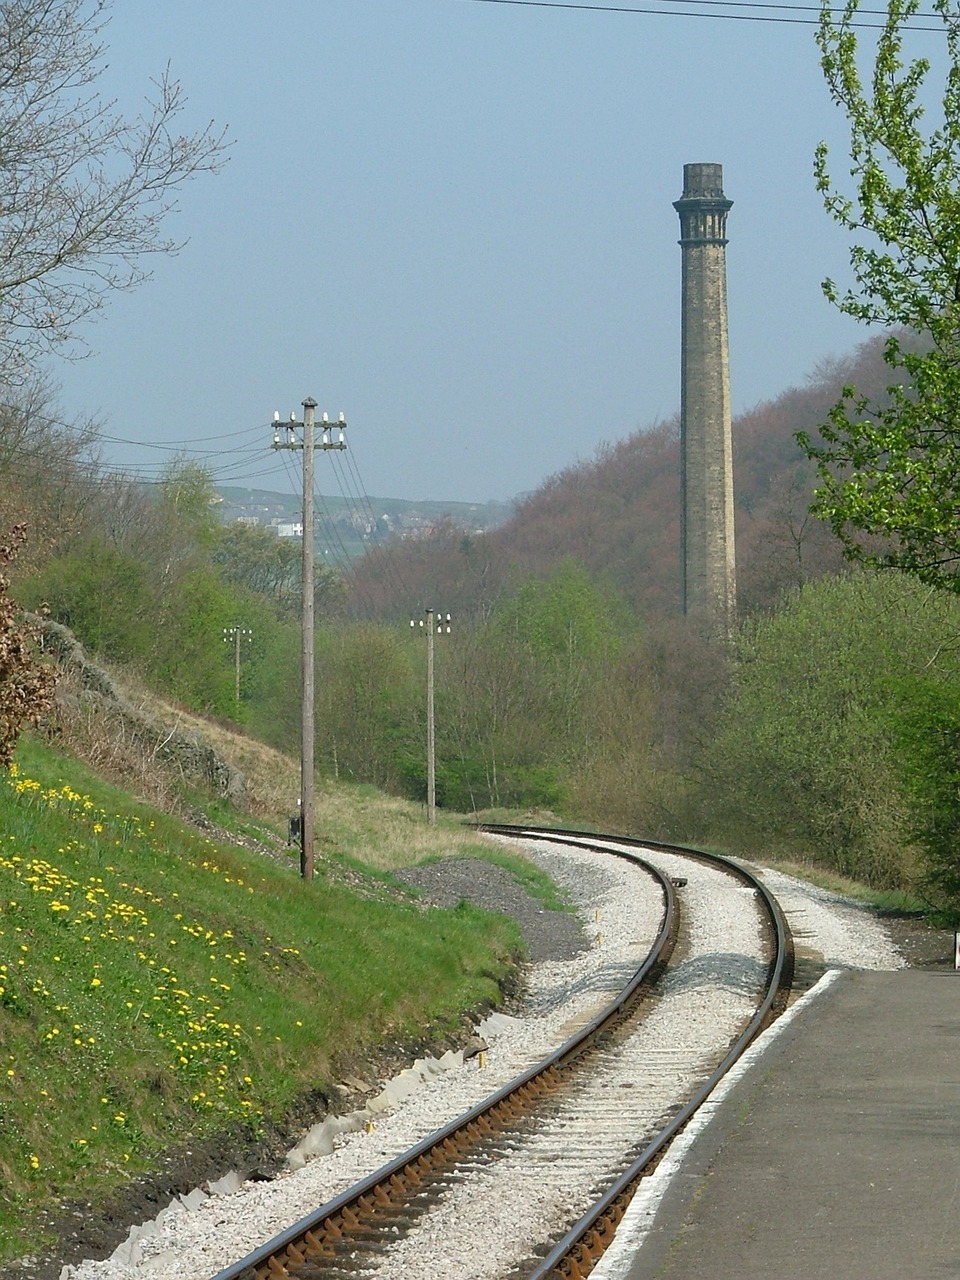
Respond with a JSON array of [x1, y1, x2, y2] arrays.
[[755, 856, 927, 914], [0, 734, 542, 1263]]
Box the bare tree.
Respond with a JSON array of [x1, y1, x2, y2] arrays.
[[0, 0, 228, 384], [0, 378, 105, 568]]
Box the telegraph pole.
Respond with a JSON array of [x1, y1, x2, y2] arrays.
[[222, 626, 252, 718], [272, 400, 346, 878], [411, 608, 451, 823]]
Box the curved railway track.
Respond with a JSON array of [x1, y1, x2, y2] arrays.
[[209, 828, 794, 1280]]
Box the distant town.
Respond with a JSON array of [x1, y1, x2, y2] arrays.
[[217, 485, 515, 558]]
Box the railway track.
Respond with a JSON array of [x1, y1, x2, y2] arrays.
[[208, 828, 793, 1280]]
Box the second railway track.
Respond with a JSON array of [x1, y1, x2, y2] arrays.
[[207, 829, 793, 1280]]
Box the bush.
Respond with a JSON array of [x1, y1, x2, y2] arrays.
[[890, 678, 960, 922], [698, 571, 960, 887], [0, 525, 55, 766]]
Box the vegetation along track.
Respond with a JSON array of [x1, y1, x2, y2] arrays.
[[210, 829, 793, 1280]]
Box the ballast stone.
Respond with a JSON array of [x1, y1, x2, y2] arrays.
[[286, 1045, 476, 1170]]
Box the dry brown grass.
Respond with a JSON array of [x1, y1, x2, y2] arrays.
[[46, 644, 499, 873], [128, 682, 303, 817], [310, 778, 496, 872]]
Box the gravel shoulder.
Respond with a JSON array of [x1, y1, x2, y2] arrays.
[[393, 857, 591, 963]]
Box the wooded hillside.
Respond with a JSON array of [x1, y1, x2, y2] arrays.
[[3, 331, 959, 919], [345, 333, 892, 622]]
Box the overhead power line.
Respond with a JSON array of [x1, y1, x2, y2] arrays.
[[464, 0, 949, 29]]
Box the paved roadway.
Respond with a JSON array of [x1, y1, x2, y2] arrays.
[[603, 969, 960, 1280]]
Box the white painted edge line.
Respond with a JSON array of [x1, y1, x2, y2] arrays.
[[591, 968, 845, 1279]]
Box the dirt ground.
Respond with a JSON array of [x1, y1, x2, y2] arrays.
[[877, 911, 957, 972]]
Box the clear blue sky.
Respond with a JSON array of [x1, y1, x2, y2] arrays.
[[46, 0, 895, 504]]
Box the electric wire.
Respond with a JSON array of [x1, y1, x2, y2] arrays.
[[464, 0, 951, 30], [313, 481, 361, 583], [94, 420, 268, 449], [3, 404, 484, 621], [1, 422, 468, 618], [313, 449, 390, 604], [328, 446, 418, 605], [339, 446, 421, 604], [2, 403, 462, 627], [265, 431, 383, 617]]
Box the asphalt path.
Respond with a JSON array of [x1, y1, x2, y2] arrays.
[[616, 969, 960, 1280]]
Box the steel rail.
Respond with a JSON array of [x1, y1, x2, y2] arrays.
[[481, 824, 794, 1279], [209, 847, 678, 1280]]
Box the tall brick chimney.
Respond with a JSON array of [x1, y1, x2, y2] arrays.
[[673, 162, 736, 636]]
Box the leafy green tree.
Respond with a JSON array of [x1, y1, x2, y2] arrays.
[[560, 650, 654, 830], [700, 571, 960, 886], [428, 564, 630, 813], [798, 0, 960, 588], [243, 615, 301, 748], [491, 560, 627, 754], [890, 677, 960, 919], [314, 623, 416, 788], [564, 619, 740, 842], [156, 461, 222, 553], [149, 566, 247, 717], [136, 461, 226, 635], [20, 535, 153, 662], [438, 621, 561, 813], [213, 523, 301, 613], [213, 521, 344, 620]]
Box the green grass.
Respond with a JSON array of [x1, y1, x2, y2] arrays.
[[0, 736, 527, 1262], [752, 854, 930, 914]]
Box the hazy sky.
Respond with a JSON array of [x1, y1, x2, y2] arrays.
[[43, 0, 915, 504]]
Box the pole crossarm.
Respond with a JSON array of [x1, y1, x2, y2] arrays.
[[272, 408, 347, 454]]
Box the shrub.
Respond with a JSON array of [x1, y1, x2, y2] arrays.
[[0, 525, 55, 766]]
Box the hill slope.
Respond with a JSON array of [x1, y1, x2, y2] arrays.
[[346, 334, 891, 620], [0, 640, 557, 1272]]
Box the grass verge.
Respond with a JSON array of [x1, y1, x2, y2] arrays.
[[0, 735, 527, 1263]]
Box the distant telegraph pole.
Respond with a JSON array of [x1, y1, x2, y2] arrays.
[[272, 399, 347, 879], [411, 608, 451, 824], [222, 626, 252, 718]]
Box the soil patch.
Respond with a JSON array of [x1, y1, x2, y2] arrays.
[[877, 911, 957, 971]]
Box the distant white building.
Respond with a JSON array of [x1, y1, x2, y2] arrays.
[[276, 521, 303, 539]]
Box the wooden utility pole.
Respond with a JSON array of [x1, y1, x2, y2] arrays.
[[301, 399, 316, 880], [272, 400, 346, 878], [426, 608, 436, 823], [412, 608, 451, 823], [222, 626, 252, 718]]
